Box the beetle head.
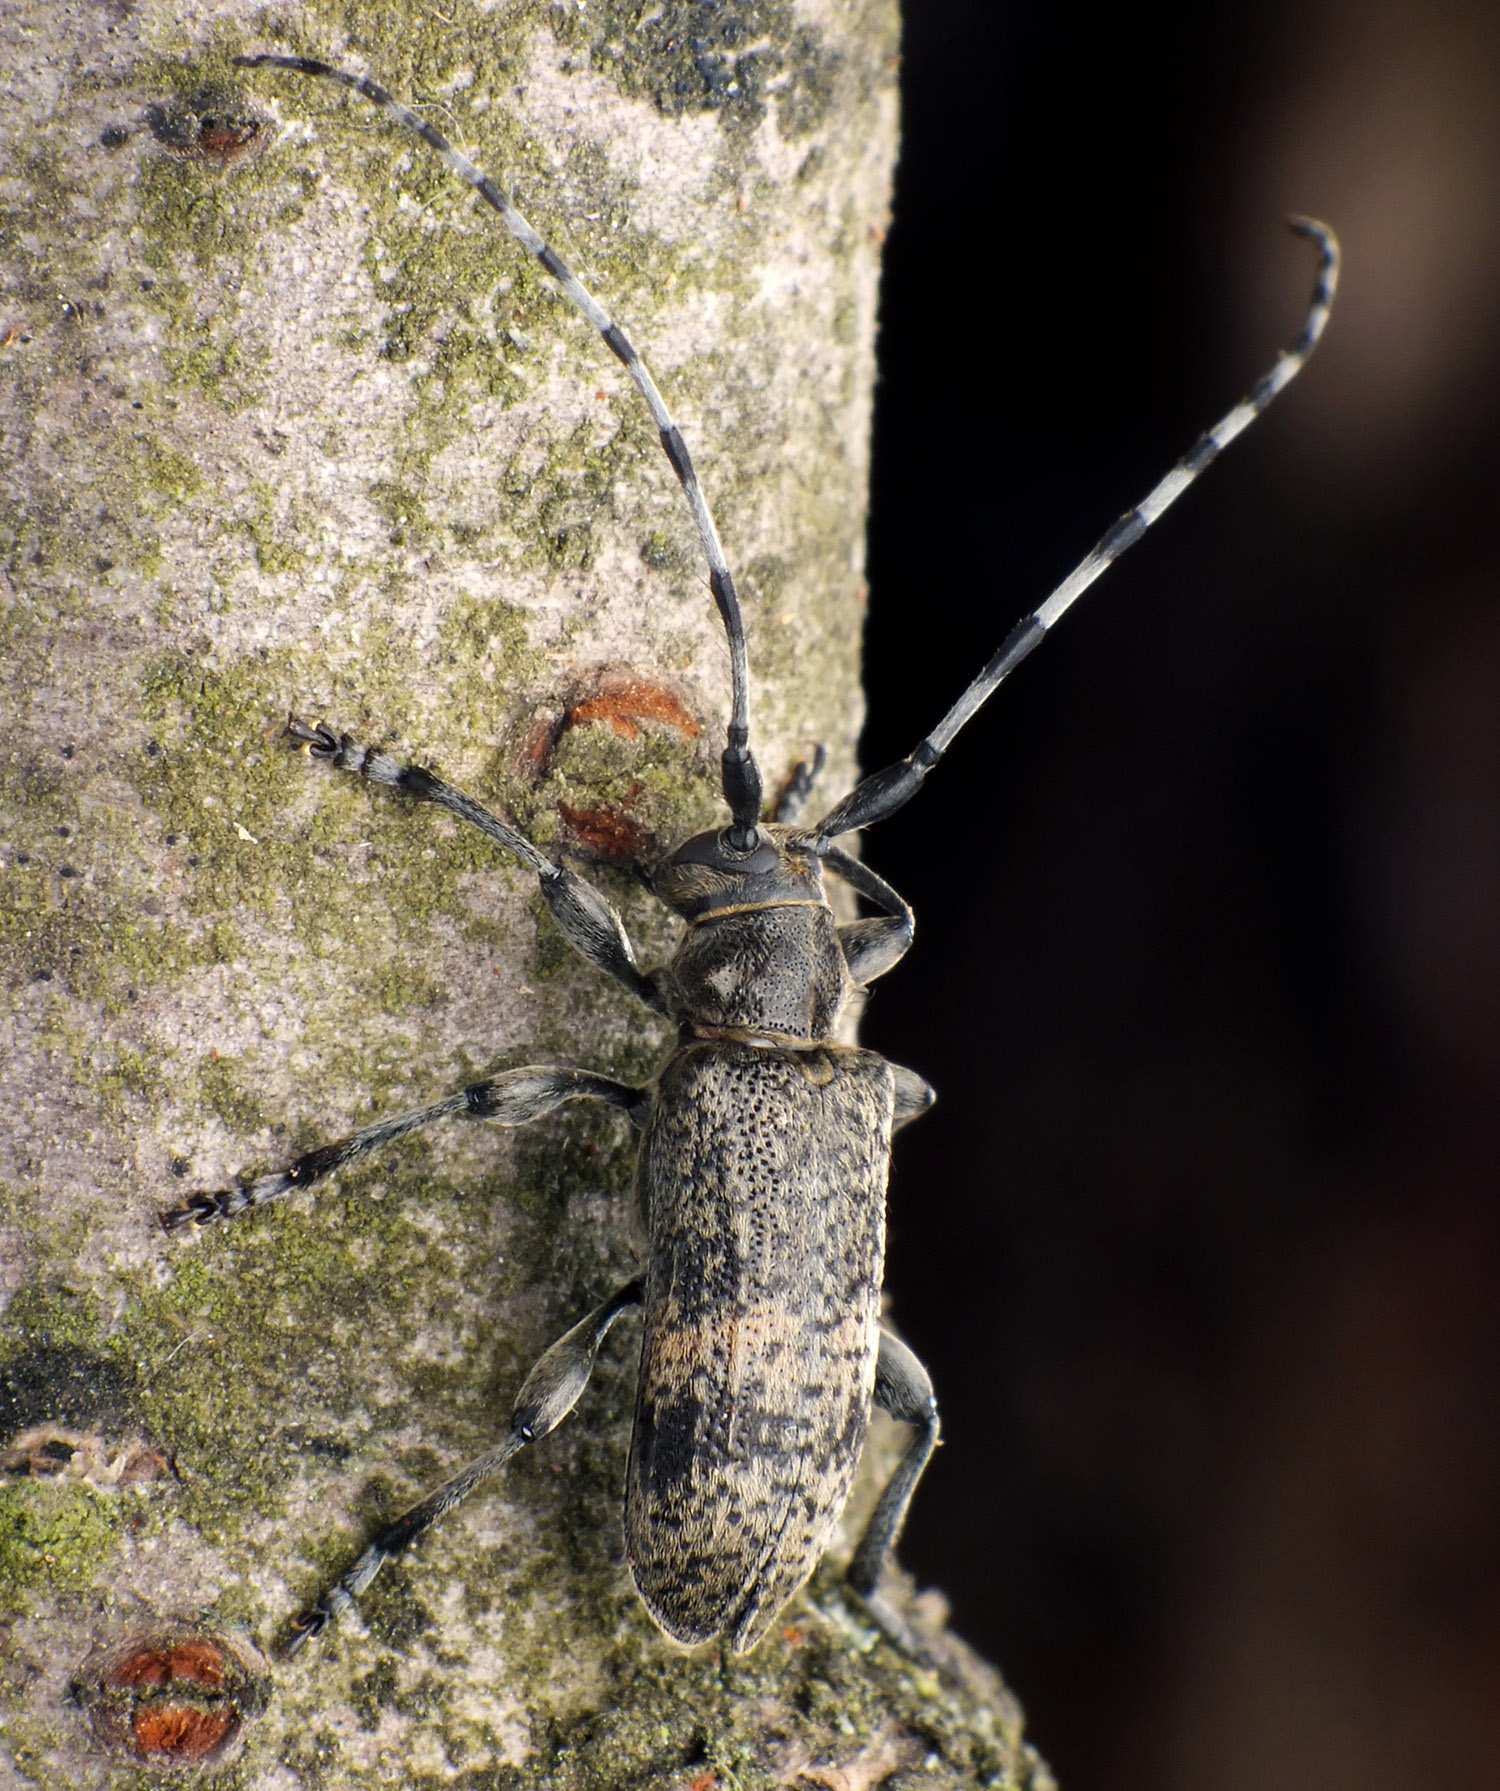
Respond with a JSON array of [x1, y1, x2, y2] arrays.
[[653, 824, 826, 923]]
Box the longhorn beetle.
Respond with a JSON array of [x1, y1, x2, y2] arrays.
[[163, 54, 1338, 1658]]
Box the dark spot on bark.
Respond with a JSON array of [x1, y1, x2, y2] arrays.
[[572, 0, 839, 138], [0, 1340, 137, 1435], [145, 86, 268, 165]]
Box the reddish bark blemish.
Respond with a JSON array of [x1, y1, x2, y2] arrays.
[[566, 676, 701, 741], [558, 799, 655, 863], [75, 1625, 266, 1768]]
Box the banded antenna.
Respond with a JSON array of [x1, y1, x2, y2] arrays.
[[812, 219, 1339, 845], [235, 54, 767, 848]]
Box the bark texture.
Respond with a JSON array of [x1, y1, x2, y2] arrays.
[[0, 3, 1052, 1785]]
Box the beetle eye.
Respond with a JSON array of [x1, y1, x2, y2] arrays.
[[718, 826, 760, 861]]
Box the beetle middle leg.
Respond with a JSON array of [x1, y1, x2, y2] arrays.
[[161, 1066, 650, 1232], [890, 1064, 935, 1132], [285, 1276, 644, 1654]]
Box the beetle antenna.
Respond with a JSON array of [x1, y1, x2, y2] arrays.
[[234, 54, 766, 848], [813, 218, 1339, 844]]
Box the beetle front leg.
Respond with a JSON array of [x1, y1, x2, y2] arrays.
[[287, 719, 666, 1012], [847, 1326, 940, 1609], [285, 1276, 643, 1656], [161, 1066, 650, 1232], [818, 843, 915, 986]]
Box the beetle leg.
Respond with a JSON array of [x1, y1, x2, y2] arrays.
[[817, 844, 915, 986], [770, 743, 827, 824], [285, 719, 667, 1013], [889, 1064, 936, 1133], [161, 1066, 651, 1233], [284, 1277, 644, 1656], [846, 1326, 940, 1604], [836, 917, 913, 986]]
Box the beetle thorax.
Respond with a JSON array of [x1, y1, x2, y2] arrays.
[[654, 825, 849, 1042]]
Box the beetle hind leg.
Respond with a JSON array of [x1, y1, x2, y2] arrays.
[[844, 1326, 940, 1643], [284, 1278, 643, 1656]]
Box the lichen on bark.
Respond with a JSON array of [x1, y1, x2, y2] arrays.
[[0, 1, 1051, 1784]]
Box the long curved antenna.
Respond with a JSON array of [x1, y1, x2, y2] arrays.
[[814, 218, 1340, 844], [235, 54, 765, 847]]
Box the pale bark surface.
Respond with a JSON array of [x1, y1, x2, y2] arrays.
[[0, 3, 1052, 1785]]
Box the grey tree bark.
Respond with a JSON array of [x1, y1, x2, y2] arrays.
[[0, 3, 1053, 1785]]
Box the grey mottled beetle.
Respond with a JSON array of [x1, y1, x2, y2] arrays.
[[163, 54, 1338, 1657]]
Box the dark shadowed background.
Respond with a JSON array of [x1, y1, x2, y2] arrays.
[[861, 2, 1500, 1788]]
